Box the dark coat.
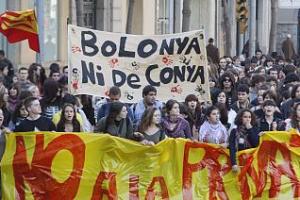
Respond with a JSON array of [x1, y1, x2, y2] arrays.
[[206, 44, 220, 64], [281, 38, 295, 60]]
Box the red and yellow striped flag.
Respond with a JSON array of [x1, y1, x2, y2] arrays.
[[0, 9, 40, 52]]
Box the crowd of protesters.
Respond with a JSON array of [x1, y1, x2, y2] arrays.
[[0, 34, 299, 173]]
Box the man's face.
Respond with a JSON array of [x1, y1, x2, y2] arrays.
[[255, 52, 262, 59], [144, 91, 157, 105], [28, 100, 42, 115], [219, 59, 227, 68], [269, 70, 278, 79], [19, 69, 28, 81], [51, 72, 60, 81], [238, 91, 249, 103], [109, 94, 121, 102], [63, 67, 68, 77], [263, 105, 275, 116]]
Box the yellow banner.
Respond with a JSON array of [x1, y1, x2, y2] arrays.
[[1, 131, 300, 199]]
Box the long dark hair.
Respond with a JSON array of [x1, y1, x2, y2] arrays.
[[12, 101, 27, 124], [215, 103, 228, 126], [165, 99, 179, 114], [56, 103, 81, 132], [106, 102, 125, 129], [28, 63, 47, 86], [291, 102, 300, 129], [42, 79, 60, 103], [234, 109, 257, 127], [138, 107, 160, 133]]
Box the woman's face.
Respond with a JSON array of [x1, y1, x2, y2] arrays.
[[187, 100, 197, 110], [296, 105, 300, 118], [242, 111, 252, 125], [9, 87, 17, 97], [152, 110, 161, 125], [295, 87, 300, 99], [217, 92, 226, 104], [3, 89, 8, 102], [169, 103, 180, 116], [31, 86, 40, 98], [0, 109, 3, 126], [19, 105, 28, 118], [12, 76, 18, 83], [3, 67, 8, 76], [36, 66, 41, 76], [208, 109, 219, 123], [64, 106, 75, 121], [118, 106, 128, 119]]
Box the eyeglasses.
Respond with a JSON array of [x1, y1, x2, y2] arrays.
[[223, 78, 231, 82]]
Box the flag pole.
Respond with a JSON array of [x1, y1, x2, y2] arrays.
[[35, 0, 44, 64]]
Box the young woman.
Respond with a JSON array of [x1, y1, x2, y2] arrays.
[[28, 63, 47, 94], [199, 106, 228, 146], [285, 102, 300, 131], [219, 72, 237, 106], [40, 79, 62, 119], [184, 94, 205, 139], [9, 102, 28, 130], [213, 90, 237, 128], [137, 107, 165, 145], [56, 103, 82, 132], [0, 86, 10, 127], [1, 65, 12, 88], [229, 109, 259, 172], [94, 102, 134, 139], [161, 99, 191, 139], [7, 84, 19, 113]]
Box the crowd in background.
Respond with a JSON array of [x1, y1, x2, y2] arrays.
[[0, 34, 299, 172]]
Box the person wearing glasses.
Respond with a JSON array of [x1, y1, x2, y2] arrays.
[[219, 72, 237, 106]]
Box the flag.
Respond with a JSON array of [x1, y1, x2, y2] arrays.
[[0, 9, 40, 52]]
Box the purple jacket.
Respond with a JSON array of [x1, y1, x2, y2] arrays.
[[162, 117, 192, 139]]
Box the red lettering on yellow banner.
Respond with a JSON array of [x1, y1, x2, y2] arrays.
[[290, 134, 300, 147], [12, 134, 85, 200], [129, 175, 139, 199], [239, 141, 300, 199], [91, 172, 117, 200], [145, 176, 169, 199], [182, 142, 231, 200]]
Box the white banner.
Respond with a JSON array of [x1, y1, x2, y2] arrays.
[[68, 25, 210, 103]]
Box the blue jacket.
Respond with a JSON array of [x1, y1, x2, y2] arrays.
[[97, 102, 134, 122], [130, 100, 163, 127]]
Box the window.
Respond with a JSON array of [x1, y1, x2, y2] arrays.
[[83, 0, 95, 28], [43, 0, 58, 62], [155, 0, 174, 34]]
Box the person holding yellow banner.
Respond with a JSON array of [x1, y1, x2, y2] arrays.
[[199, 105, 228, 146], [285, 102, 300, 132], [229, 109, 260, 172], [137, 107, 165, 145], [94, 101, 134, 139], [162, 99, 192, 139]]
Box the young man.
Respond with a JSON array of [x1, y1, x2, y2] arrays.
[[96, 86, 133, 122], [14, 97, 56, 132], [258, 100, 285, 132], [130, 85, 163, 127], [231, 84, 250, 113], [17, 67, 32, 91], [50, 70, 61, 82]]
